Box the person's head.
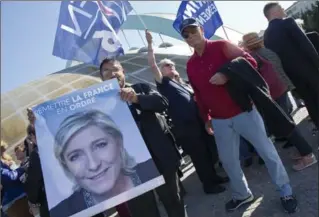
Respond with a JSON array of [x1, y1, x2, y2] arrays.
[[54, 110, 136, 196], [242, 32, 264, 52], [99, 58, 125, 88], [1, 141, 13, 165], [1, 140, 8, 154], [158, 58, 179, 79], [14, 144, 26, 162], [263, 2, 286, 21], [179, 18, 205, 48]]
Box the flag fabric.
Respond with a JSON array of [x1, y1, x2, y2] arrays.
[[173, 1, 223, 39], [53, 1, 133, 66]]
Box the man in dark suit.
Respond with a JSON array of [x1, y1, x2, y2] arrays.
[[307, 31, 319, 54], [263, 2, 319, 129], [99, 58, 187, 217]]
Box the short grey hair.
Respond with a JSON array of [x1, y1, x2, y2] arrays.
[[54, 110, 137, 190], [158, 58, 175, 70]]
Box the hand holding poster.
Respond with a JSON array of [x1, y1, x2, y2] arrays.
[[32, 79, 165, 217]]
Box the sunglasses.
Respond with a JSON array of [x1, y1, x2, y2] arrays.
[[164, 63, 175, 67], [181, 27, 199, 39]]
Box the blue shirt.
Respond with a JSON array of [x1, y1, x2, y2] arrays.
[[156, 77, 201, 137], [1, 162, 26, 207]]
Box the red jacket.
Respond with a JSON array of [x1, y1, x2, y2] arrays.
[[253, 54, 287, 100]]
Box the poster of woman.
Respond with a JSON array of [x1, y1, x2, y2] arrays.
[[32, 79, 165, 217]]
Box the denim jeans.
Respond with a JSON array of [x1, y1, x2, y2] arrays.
[[211, 107, 292, 199], [239, 137, 253, 161]]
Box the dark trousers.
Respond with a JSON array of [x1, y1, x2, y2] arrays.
[[176, 135, 219, 188], [293, 79, 319, 128], [39, 199, 50, 217], [291, 89, 304, 108], [1, 209, 8, 217], [5, 196, 33, 217], [276, 93, 313, 156], [242, 93, 313, 158], [127, 172, 186, 217]]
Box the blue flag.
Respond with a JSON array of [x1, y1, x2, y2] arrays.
[[173, 1, 223, 39], [53, 1, 133, 66]]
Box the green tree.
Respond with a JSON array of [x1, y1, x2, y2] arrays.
[[301, 1, 319, 32]]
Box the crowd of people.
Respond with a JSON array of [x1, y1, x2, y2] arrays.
[[1, 2, 318, 217]]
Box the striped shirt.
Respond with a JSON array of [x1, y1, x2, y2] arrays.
[[254, 47, 295, 91]]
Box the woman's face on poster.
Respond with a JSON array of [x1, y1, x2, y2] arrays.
[[63, 125, 122, 195]]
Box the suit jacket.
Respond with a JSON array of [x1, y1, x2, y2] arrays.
[[263, 18, 319, 86], [128, 83, 180, 175], [219, 57, 295, 138], [307, 31, 319, 54], [49, 160, 159, 217], [24, 150, 50, 217]]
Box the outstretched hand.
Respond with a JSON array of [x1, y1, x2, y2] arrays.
[[120, 87, 139, 104], [145, 29, 153, 45], [205, 120, 214, 135], [27, 108, 35, 124]]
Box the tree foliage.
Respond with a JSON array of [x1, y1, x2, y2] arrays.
[[301, 1, 319, 32]]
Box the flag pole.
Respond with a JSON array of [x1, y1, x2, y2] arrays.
[[132, 8, 147, 29], [137, 30, 146, 47], [121, 28, 131, 49], [223, 25, 244, 35], [221, 26, 230, 41], [158, 32, 167, 48], [131, 8, 148, 47]]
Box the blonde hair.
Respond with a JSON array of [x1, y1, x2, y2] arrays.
[[1, 140, 13, 162], [246, 42, 264, 51], [54, 110, 137, 190], [1, 140, 8, 150]]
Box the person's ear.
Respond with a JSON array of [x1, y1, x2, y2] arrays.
[[200, 26, 205, 36]]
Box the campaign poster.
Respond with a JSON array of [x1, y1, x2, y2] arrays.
[[32, 78, 165, 217]]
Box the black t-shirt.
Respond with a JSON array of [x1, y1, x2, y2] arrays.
[[156, 77, 201, 137]]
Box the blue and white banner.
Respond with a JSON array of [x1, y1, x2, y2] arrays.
[[173, 1, 223, 39], [53, 1, 133, 66], [32, 79, 164, 217]]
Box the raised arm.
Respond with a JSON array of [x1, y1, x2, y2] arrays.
[[145, 30, 163, 83]]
